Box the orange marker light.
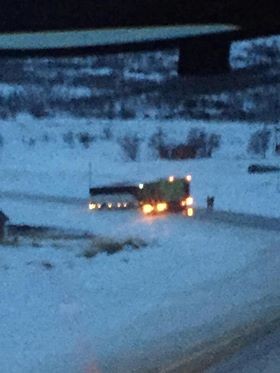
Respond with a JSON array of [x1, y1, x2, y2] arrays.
[[186, 196, 194, 206], [156, 202, 168, 212], [187, 208, 194, 217], [142, 204, 154, 214]]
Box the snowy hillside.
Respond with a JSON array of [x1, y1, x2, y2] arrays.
[[0, 35, 279, 121]]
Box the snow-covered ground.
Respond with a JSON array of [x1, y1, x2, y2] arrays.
[[0, 115, 280, 218], [1, 207, 280, 372], [0, 116, 280, 372]]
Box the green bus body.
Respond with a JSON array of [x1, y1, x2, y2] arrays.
[[139, 179, 189, 202], [89, 177, 192, 213]]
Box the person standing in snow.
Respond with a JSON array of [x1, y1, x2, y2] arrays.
[[207, 196, 214, 211]]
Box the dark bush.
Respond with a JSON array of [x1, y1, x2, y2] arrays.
[[29, 101, 48, 118], [77, 132, 95, 148], [41, 261, 54, 270], [186, 129, 207, 157], [186, 128, 221, 158], [149, 127, 220, 160], [63, 131, 75, 147], [119, 104, 136, 119], [207, 133, 221, 157], [156, 143, 197, 160], [169, 144, 197, 159], [42, 133, 50, 143], [148, 128, 165, 156], [101, 126, 113, 140], [28, 138, 36, 146], [247, 128, 271, 158], [119, 134, 140, 161], [248, 164, 280, 173]]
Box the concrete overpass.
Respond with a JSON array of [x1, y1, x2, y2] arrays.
[[0, 0, 279, 75]]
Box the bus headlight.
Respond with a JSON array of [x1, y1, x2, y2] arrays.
[[156, 202, 168, 212], [142, 204, 154, 214], [187, 207, 194, 217], [186, 196, 193, 206]]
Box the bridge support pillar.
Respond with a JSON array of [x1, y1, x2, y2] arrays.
[[178, 37, 231, 75]]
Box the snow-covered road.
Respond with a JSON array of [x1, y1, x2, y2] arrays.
[[208, 329, 280, 373]]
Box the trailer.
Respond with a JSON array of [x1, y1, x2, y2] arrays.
[[89, 175, 194, 216]]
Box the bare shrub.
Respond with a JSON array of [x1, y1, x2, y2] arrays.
[[41, 261, 54, 270], [148, 128, 166, 158], [63, 131, 75, 147], [32, 241, 41, 248], [29, 101, 48, 118], [207, 133, 221, 156], [119, 104, 136, 119], [101, 126, 113, 140], [99, 237, 146, 255], [82, 237, 146, 258], [187, 128, 221, 158], [155, 142, 197, 160], [118, 134, 141, 161], [169, 144, 197, 159], [186, 129, 207, 157], [83, 248, 98, 259], [28, 138, 36, 147], [149, 128, 197, 160], [149, 128, 220, 160], [77, 132, 95, 148], [42, 133, 50, 143], [149, 128, 164, 148], [248, 128, 271, 158]]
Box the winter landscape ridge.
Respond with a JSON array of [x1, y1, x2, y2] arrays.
[[0, 35, 280, 372]]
